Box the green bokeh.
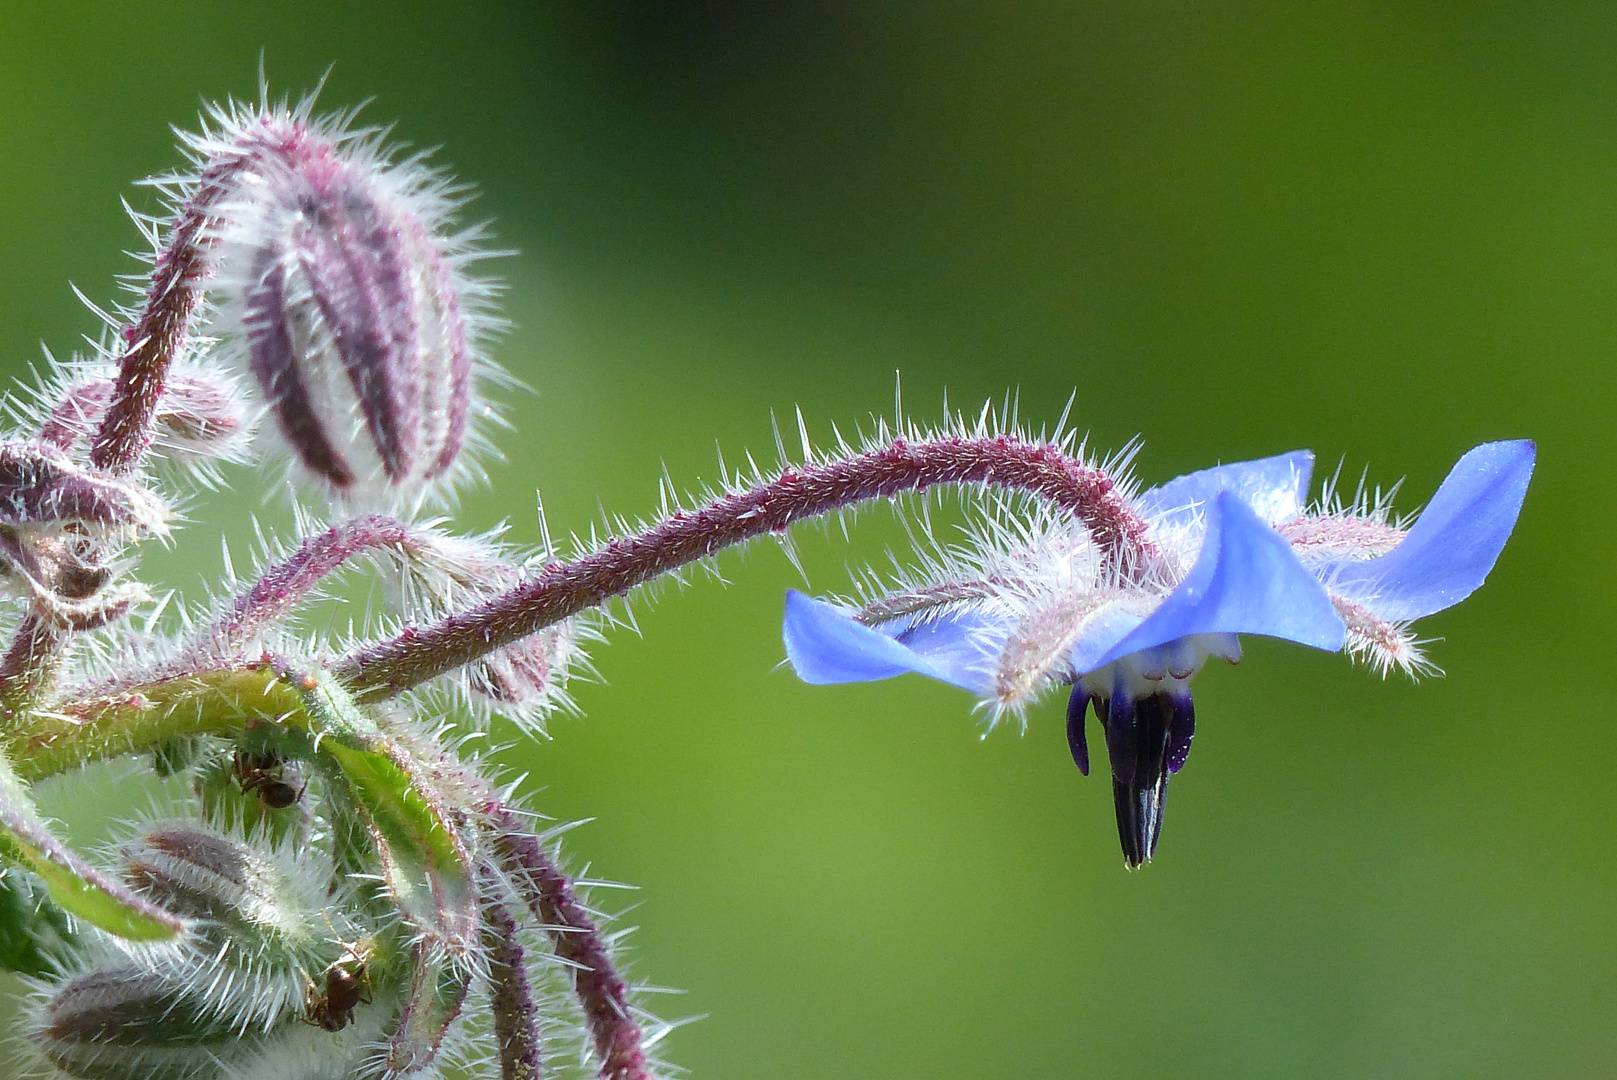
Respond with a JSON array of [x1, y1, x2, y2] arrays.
[[0, 3, 1609, 1077]]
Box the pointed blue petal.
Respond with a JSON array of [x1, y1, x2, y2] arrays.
[[1139, 450, 1315, 528], [782, 590, 996, 692], [1327, 440, 1535, 622], [1091, 493, 1346, 669]]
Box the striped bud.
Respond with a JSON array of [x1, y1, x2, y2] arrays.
[[31, 965, 255, 1080], [119, 823, 337, 1028], [200, 104, 497, 507]]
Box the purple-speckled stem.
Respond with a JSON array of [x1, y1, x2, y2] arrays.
[[89, 155, 247, 475], [488, 807, 649, 1080], [336, 434, 1155, 699], [482, 876, 543, 1080]]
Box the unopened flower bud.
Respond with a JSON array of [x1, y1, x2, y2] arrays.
[[398, 529, 580, 728], [119, 822, 336, 1027], [0, 441, 168, 538], [466, 622, 578, 720], [31, 964, 253, 1080], [201, 107, 496, 507]]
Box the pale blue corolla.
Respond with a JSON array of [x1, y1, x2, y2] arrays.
[[782, 440, 1534, 866]]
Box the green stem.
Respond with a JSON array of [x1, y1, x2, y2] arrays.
[[2, 666, 302, 781]]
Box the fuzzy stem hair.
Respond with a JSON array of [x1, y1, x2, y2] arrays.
[[337, 433, 1153, 698], [481, 876, 544, 1080], [200, 514, 430, 656], [489, 807, 650, 1080], [89, 152, 247, 473]]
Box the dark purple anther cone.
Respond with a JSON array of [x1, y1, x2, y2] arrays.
[[1080, 688, 1196, 868], [1065, 684, 1090, 776]]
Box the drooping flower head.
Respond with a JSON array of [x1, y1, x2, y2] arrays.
[[783, 440, 1535, 867]]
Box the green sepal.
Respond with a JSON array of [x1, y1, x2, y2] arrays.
[[150, 737, 200, 778], [0, 748, 183, 942], [318, 739, 478, 948], [387, 944, 473, 1075], [0, 869, 77, 976], [289, 669, 478, 953]]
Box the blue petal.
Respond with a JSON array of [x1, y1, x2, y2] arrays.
[[781, 590, 998, 692], [1090, 493, 1346, 670], [1139, 450, 1315, 528], [1326, 440, 1535, 622]]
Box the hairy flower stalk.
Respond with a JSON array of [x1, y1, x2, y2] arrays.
[[490, 808, 651, 1080], [337, 432, 1157, 699], [480, 881, 543, 1080], [0, 84, 1533, 1080]]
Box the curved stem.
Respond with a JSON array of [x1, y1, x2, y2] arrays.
[[0, 616, 69, 716], [198, 515, 427, 657], [89, 154, 245, 474], [480, 871, 544, 1080], [2, 666, 301, 781], [336, 434, 1154, 698], [489, 807, 650, 1080]]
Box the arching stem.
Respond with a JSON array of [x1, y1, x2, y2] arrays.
[[337, 434, 1156, 698], [89, 154, 245, 474]]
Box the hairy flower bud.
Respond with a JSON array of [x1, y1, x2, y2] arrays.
[[395, 529, 582, 729], [0, 441, 168, 538], [197, 103, 498, 507], [119, 822, 341, 1028], [31, 965, 255, 1080]]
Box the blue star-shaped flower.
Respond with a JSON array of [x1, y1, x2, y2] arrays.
[[781, 440, 1534, 866]]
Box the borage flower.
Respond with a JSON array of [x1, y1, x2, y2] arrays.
[[783, 440, 1535, 867]]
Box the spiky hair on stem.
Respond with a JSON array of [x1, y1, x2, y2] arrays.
[[1279, 461, 1435, 678]]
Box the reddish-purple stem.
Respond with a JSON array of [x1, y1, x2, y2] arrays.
[[488, 808, 649, 1080], [337, 434, 1155, 698], [482, 879, 544, 1080], [200, 515, 425, 655], [0, 615, 68, 711], [89, 155, 246, 474]]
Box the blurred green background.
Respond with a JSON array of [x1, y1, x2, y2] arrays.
[[0, 3, 1609, 1077]]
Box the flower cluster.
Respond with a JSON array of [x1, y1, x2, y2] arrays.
[[0, 83, 1531, 1080]]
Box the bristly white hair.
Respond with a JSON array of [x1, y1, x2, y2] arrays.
[[154, 82, 517, 515]]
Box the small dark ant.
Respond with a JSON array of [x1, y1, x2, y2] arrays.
[[303, 926, 374, 1032], [232, 749, 306, 809]]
